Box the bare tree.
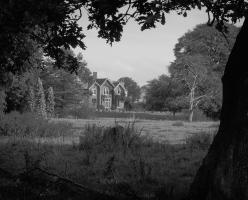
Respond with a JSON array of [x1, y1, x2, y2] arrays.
[[183, 65, 211, 122]]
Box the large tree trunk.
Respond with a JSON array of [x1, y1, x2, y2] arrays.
[[188, 18, 248, 200]]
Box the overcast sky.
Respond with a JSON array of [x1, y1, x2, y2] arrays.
[[74, 10, 209, 86]]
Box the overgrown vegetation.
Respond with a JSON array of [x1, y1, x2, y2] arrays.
[[0, 112, 73, 137], [0, 116, 214, 199]]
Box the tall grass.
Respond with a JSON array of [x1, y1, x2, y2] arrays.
[[0, 117, 214, 199], [0, 111, 73, 137]]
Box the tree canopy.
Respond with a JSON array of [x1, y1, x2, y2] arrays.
[[1, 0, 247, 83], [1, 1, 248, 199], [169, 23, 239, 119], [118, 77, 141, 103], [40, 51, 92, 116], [0, 0, 87, 83], [145, 74, 187, 113]]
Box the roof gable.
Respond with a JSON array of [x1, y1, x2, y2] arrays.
[[89, 81, 100, 89], [96, 78, 106, 85], [99, 79, 115, 89], [114, 82, 126, 91]]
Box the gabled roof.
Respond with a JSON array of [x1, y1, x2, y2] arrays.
[[114, 82, 126, 91], [113, 81, 119, 87], [96, 78, 106, 86], [89, 78, 115, 89]]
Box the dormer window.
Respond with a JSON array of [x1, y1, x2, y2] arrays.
[[103, 87, 109, 95]]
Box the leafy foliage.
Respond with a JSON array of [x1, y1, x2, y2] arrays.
[[145, 75, 186, 113], [84, 0, 247, 45], [0, 0, 246, 85], [169, 23, 239, 119], [40, 53, 92, 116], [118, 77, 140, 103], [5, 72, 36, 113], [0, 0, 86, 81]]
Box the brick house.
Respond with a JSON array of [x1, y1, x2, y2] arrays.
[[88, 72, 127, 110]]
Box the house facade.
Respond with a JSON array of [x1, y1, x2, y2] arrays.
[[88, 72, 127, 110]]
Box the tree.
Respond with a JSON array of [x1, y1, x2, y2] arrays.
[[2, 0, 248, 199], [0, 0, 86, 117], [172, 64, 213, 122], [5, 72, 37, 113], [81, 1, 248, 199], [27, 86, 35, 112], [46, 87, 55, 117], [165, 96, 188, 116], [40, 55, 90, 116], [145, 74, 186, 114], [170, 23, 239, 120], [0, 0, 85, 79], [118, 77, 141, 103], [35, 78, 47, 118]]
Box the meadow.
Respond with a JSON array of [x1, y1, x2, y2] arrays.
[[0, 112, 218, 199], [55, 117, 218, 144]]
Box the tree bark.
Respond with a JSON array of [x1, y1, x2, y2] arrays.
[[188, 18, 248, 200], [189, 108, 194, 122]]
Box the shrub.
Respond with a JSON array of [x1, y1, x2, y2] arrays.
[[0, 111, 73, 137], [79, 122, 146, 153], [172, 121, 184, 127]]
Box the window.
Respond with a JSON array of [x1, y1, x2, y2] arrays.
[[105, 98, 111, 108], [92, 87, 97, 95], [117, 87, 121, 94], [103, 87, 109, 95], [92, 98, 96, 104]]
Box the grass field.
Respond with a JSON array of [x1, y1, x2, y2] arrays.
[[53, 117, 218, 144], [0, 112, 219, 199]]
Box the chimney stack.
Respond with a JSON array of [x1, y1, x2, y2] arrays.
[[93, 72, 97, 81]]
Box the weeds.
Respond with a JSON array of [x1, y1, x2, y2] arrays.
[[186, 132, 215, 151], [0, 117, 214, 199], [0, 111, 73, 137]]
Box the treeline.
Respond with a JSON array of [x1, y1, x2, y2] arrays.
[[1, 48, 94, 118], [143, 23, 239, 120]]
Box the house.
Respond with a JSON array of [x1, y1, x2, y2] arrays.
[[88, 72, 127, 110]]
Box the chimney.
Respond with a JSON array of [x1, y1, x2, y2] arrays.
[[93, 72, 97, 81]]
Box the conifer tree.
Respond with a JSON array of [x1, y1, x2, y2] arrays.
[[35, 78, 47, 118], [46, 86, 55, 117], [27, 86, 35, 112]]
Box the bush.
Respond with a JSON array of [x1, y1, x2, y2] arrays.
[[79, 122, 146, 153], [172, 121, 184, 127], [0, 111, 73, 137]]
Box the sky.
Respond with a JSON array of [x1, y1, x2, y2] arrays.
[[74, 10, 209, 86]]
